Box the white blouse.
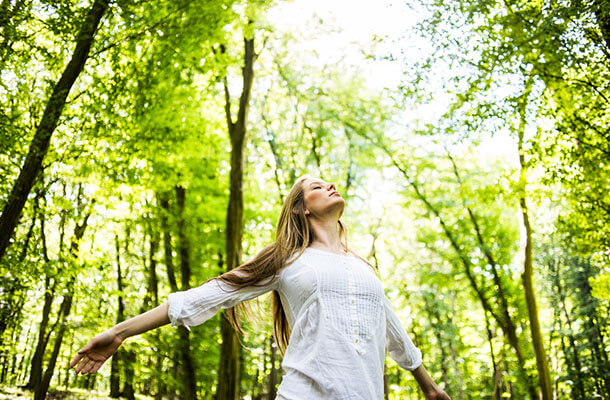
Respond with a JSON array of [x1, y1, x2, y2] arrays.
[[167, 247, 422, 400]]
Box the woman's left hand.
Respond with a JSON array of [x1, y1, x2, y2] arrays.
[[425, 389, 452, 400]]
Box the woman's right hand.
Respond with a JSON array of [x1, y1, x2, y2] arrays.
[[69, 328, 124, 374]]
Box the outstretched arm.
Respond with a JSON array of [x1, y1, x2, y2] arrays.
[[115, 301, 170, 338], [69, 302, 170, 375], [70, 271, 280, 375], [411, 364, 451, 400]]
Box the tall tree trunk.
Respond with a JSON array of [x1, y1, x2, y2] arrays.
[[0, 0, 109, 259], [251, 364, 260, 400], [444, 150, 537, 397], [549, 258, 585, 399], [516, 88, 553, 400], [24, 275, 55, 390], [383, 148, 538, 399], [121, 350, 136, 400], [62, 328, 75, 389], [216, 29, 258, 400], [159, 192, 179, 292], [447, 293, 465, 400], [33, 204, 91, 400], [120, 225, 136, 400], [484, 308, 501, 400], [266, 335, 278, 399], [143, 216, 160, 310], [12, 324, 33, 384], [34, 280, 74, 400], [159, 191, 180, 399], [141, 215, 162, 398], [25, 194, 55, 391], [0, 187, 44, 345], [422, 293, 449, 390], [578, 258, 610, 397], [176, 185, 198, 400], [110, 234, 125, 398]]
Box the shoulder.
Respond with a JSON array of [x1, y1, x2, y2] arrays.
[[285, 248, 308, 265]]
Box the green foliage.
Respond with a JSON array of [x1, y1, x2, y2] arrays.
[[0, 0, 608, 399], [590, 272, 610, 302]]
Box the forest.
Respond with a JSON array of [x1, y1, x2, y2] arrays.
[[0, 0, 608, 399]]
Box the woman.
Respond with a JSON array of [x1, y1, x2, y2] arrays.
[[70, 175, 451, 400]]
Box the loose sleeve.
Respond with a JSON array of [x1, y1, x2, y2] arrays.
[[167, 273, 280, 331], [384, 295, 423, 371]]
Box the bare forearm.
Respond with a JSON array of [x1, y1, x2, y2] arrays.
[[411, 363, 440, 394], [112, 302, 170, 340]]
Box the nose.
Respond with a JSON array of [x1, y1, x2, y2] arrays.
[[327, 182, 336, 191]]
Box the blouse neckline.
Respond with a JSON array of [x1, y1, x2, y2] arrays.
[[305, 247, 353, 258]]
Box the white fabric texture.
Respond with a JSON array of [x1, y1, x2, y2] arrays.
[[167, 247, 423, 399]]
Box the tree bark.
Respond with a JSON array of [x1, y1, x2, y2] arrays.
[[25, 189, 54, 390], [216, 29, 258, 400], [176, 185, 198, 400], [143, 215, 160, 310], [121, 350, 136, 400], [110, 234, 125, 398], [121, 226, 136, 400], [24, 275, 55, 390], [141, 213, 162, 398], [0, 0, 109, 260], [159, 192, 179, 292], [578, 258, 610, 397], [0, 185, 45, 346], [516, 88, 553, 400], [159, 191, 180, 398], [34, 280, 74, 400], [33, 203, 91, 400]]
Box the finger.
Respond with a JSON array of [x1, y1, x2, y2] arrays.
[[90, 360, 104, 374], [79, 360, 93, 375], [70, 350, 87, 368], [69, 354, 82, 368], [70, 343, 93, 367], [81, 360, 96, 374], [75, 357, 91, 374], [72, 356, 86, 372]]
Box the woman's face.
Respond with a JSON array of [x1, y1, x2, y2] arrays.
[[301, 177, 345, 219]]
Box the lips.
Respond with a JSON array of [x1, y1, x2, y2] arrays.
[[330, 191, 340, 197]]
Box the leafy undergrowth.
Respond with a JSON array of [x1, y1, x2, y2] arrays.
[[0, 385, 153, 400]]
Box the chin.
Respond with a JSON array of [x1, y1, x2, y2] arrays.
[[336, 201, 345, 216]]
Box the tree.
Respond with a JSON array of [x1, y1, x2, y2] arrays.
[[217, 25, 259, 400], [0, 0, 109, 259]]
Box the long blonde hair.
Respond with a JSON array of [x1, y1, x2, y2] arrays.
[[206, 175, 348, 355]]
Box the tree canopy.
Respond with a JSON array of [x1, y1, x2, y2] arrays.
[[0, 0, 608, 399]]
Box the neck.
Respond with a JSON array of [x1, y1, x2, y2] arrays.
[[308, 216, 344, 252]]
